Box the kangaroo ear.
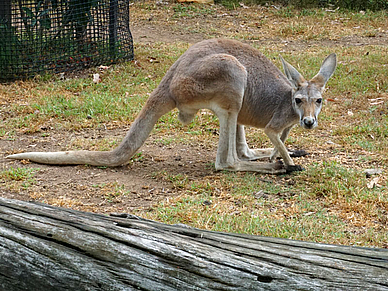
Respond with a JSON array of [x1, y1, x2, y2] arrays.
[[310, 53, 337, 91], [280, 55, 307, 89]]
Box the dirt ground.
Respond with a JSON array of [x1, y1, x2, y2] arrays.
[[1, 127, 218, 213], [1, 3, 387, 215]]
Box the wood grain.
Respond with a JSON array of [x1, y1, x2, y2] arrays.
[[0, 197, 387, 291]]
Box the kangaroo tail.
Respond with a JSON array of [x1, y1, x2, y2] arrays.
[[6, 91, 176, 166]]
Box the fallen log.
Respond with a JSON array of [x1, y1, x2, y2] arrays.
[[0, 197, 387, 291]]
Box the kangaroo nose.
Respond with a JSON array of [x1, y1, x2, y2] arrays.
[[303, 116, 315, 128]]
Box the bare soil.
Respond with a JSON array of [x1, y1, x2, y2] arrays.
[[1, 3, 387, 214], [1, 127, 218, 213]]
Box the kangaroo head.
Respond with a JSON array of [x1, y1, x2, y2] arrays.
[[280, 54, 337, 129]]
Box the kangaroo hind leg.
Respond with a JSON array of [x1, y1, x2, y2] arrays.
[[215, 111, 286, 174], [236, 124, 273, 161], [178, 108, 198, 125], [214, 109, 239, 171]]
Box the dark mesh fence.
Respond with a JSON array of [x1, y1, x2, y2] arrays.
[[0, 0, 134, 81]]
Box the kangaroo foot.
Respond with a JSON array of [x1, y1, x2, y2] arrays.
[[216, 160, 287, 174], [286, 164, 305, 173], [289, 149, 309, 158]]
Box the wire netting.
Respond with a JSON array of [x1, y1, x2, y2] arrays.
[[0, 0, 134, 81]]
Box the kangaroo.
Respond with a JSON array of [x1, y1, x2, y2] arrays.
[[7, 39, 336, 174]]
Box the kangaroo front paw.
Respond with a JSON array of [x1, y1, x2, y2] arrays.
[[286, 165, 305, 173]]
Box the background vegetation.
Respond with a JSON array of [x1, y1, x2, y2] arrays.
[[217, 0, 388, 10]]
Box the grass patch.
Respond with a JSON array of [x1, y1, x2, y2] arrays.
[[93, 182, 131, 203], [142, 161, 387, 246], [172, 4, 216, 18], [0, 167, 39, 190]]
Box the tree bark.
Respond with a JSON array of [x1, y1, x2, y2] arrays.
[[0, 197, 387, 291]]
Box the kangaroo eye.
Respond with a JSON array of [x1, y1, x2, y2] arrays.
[[316, 98, 322, 104], [295, 98, 302, 104]]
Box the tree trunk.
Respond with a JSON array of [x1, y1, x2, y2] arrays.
[[0, 197, 387, 291]]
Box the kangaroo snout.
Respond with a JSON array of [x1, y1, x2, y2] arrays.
[[302, 116, 316, 129]]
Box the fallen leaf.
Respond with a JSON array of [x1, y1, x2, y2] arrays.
[[364, 168, 383, 177], [99, 65, 110, 71], [93, 73, 101, 83], [304, 211, 316, 216], [149, 57, 160, 63], [239, 3, 249, 8], [367, 177, 380, 189], [133, 60, 142, 68], [370, 101, 384, 105]]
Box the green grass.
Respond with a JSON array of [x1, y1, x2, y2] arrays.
[[0, 167, 39, 189], [0, 167, 38, 181], [172, 4, 215, 18], [92, 182, 130, 203]]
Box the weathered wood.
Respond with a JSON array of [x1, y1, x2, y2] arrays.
[[0, 197, 387, 291]]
